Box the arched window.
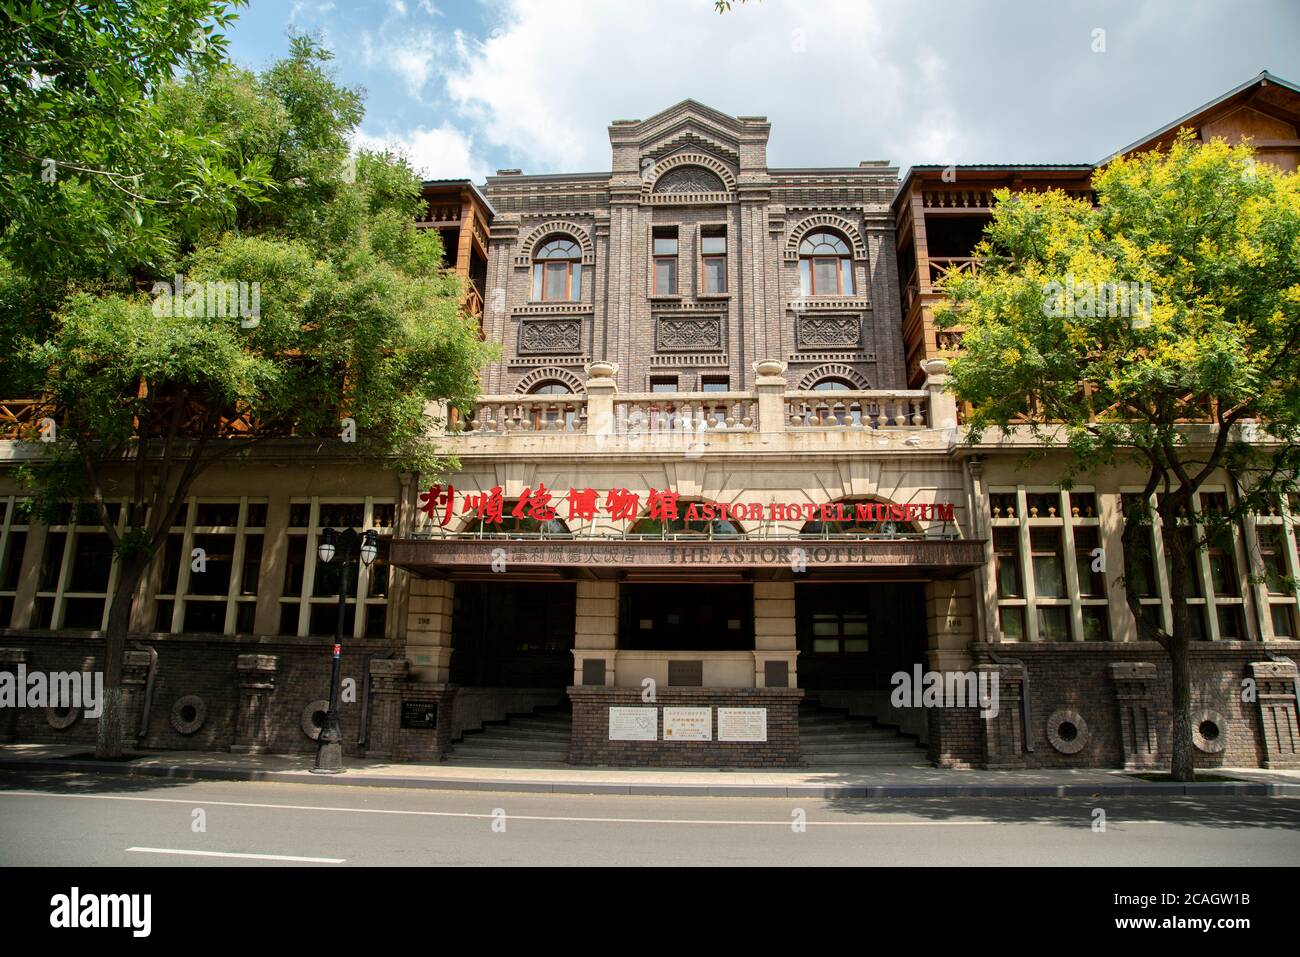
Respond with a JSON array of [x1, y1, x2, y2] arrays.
[[465, 504, 571, 537], [532, 237, 582, 301], [811, 378, 853, 391], [799, 231, 854, 296], [527, 380, 576, 430], [800, 500, 919, 538], [630, 507, 743, 538]]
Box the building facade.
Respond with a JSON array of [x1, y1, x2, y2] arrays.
[[2, 76, 1299, 769]]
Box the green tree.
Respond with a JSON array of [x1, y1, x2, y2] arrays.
[[2, 25, 494, 757], [936, 132, 1300, 781]]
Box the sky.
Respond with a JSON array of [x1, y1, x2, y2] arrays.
[[223, 0, 1300, 182]]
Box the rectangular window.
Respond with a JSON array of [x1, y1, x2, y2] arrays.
[[1073, 526, 1104, 597], [0, 497, 32, 626], [701, 229, 726, 294], [701, 376, 729, 392], [1258, 526, 1290, 594], [994, 528, 1022, 598], [1030, 527, 1066, 598], [999, 606, 1025, 641], [279, 498, 394, 639], [1271, 604, 1296, 638], [1082, 605, 1110, 642], [650, 376, 678, 393], [1037, 606, 1071, 642], [155, 499, 267, 636], [653, 231, 678, 296]]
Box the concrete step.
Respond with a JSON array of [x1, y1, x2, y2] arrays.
[[457, 735, 571, 752], [799, 734, 919, 750], [462, 726, 570, 743], [450, 746, 569, 763], [804, 753, 929, 767]]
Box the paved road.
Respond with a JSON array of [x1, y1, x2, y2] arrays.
[[1, 769, 1298, 866]]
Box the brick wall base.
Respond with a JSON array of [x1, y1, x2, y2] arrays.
[[567, 686, 804, 767]]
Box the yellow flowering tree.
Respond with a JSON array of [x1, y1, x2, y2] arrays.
[[937, 131, 1300, 780]]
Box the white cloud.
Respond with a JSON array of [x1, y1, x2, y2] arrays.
[[352, 124, 490, 182], [441, 0, 972, 172], [361, 26, 439, 96]]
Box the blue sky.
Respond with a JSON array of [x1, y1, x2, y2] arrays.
[[223, 0, 1300, 181]]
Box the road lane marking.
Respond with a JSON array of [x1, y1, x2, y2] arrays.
[[127, 846, 344, 863], [0, 789, 1265, 827]]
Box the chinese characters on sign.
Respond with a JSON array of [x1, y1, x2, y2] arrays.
[[420, 484, 957, 526]]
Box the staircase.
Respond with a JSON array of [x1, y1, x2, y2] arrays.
[[445, 706, 571, 766], [799, 700, 927, 767]]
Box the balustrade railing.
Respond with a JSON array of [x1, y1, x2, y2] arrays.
[[784, 391, 929, 429]]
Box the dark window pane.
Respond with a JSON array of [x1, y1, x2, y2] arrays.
[[1037, 606, 1070, 641], [1271, 604, 1296, 638], [1082, 605, 1110, 641], [194, 502, 240, 526], [62, 597, 104, 630], [245, 503, 268, 527], [159, 533, 183, 594], [309, 602, 355, 637], [235, 601, 256, 634], [67, 532, 113, 593], [999, 605, 1025, 641], [154, 599, 174, 633], [189, 533, 235, 596], [183, 599, 226, 634], [39, 532, 66, 591], [1, 531, 28, 590], [288, 503, 312, 528], [284, 536, 306, 597], [365, 604, 387, 638], [241, 535, 262, 596], [1216, 605, 1244, 639], [278, 603, 300, 637]]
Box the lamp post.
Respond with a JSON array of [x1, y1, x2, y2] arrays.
[[311, 526, 379, 774]]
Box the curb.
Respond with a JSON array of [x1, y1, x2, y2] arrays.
[[2, 757, 1297, 798]]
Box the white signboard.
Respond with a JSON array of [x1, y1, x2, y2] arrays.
[[662, 707, 712, 741], [608, 707, 657, 741], [718, 707, 768, 742]]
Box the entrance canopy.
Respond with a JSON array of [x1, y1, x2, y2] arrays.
[[390, 535, 985, 582]]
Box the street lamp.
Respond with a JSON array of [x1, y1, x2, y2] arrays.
[[310, 526, 379, 773]]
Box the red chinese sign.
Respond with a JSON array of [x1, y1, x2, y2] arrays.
[[419, 484, 956, 526]]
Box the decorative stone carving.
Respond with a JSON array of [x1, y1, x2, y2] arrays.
[[519, 318, 581, 354], [797, 315, 860, 349], [784, 214, 869, 261], [657, 316, 722, 351], [1248, 659, 1300, 768], [1108, 661, 1161, 769], [1045, 708, 1090, 754], [169, 694, 207, 735], [301, 699, 330, 741], [652, 165, 726, 194], [797, 364, 870, 390], [514, 367, 585, 394], [1192, 709, 1228, 754]]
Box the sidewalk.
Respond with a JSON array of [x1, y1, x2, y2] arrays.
[[3, 743, 1298, 797]]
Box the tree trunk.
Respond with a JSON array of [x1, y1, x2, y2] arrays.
[[94, 553, 146, 759], [1162, 512, 1197, 782]]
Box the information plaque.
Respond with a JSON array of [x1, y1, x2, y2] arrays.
[[717, 707, 767, 742], [609, 707, 657, 741], [662, 706, 712, 741]]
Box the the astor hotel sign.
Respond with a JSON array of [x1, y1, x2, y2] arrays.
[[388, 485, 981, 582]]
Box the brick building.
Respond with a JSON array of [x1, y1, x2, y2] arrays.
[[2, 74, 1299, 770]]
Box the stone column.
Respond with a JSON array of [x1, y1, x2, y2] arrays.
[[752, 360, 788, 435], [0, 647, 27, 741], [573, 580, 618, 686], [121, 648, 155, 744], [753, 580, 797, 688], [925, 578, 975, 672], [1108, 661, 1161, 769], [1249, 659, 1300, 768], [365, 658, 409, 760], [230, 654, 278, 753], [405, 577, 454, 682], [921, 357, 957, 433], [979, 662, 1027, 768], [584, 362, 618, 437]]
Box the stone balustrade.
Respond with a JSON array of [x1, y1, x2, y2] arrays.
[[450, 358, 956, 438]]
